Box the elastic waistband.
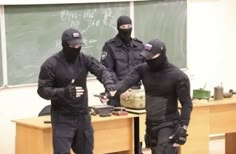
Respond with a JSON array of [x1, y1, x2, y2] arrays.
[[146, 120, 178, 128]]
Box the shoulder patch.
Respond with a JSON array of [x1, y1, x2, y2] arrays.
[[101, 51, 108, 60]]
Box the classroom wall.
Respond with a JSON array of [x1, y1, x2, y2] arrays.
[[188, 0, 236, 91], [1, 0, 236, 154]]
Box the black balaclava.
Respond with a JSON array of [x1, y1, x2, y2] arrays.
[[117, 16, 132, 45], [145, 40, 168, 71], [62, 41, 81, 63], [146, 52, 167, 71]]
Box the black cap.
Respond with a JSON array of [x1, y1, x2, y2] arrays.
[[117, 16, 132, 29], [61, 28, 83, 46], [140, 39, 166, 59]]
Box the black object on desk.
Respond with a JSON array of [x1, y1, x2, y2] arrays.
[[89, 105, 114, 115], [44, 120, 51, 124]]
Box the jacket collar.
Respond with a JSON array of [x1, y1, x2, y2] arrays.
[[114, 35, 137, 48]]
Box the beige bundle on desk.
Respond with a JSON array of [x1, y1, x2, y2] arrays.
[[120, 89, 145, 109]]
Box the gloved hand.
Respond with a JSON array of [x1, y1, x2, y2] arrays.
[[169, 125, 188, 145], [106, 85, 117, 97], [106, 84, 117, 92], [64, 79, 84, 99]]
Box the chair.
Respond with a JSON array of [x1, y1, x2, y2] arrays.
[[38, 105, 51, 116]]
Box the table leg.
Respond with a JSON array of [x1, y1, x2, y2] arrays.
[[225, 132, 236, 154]]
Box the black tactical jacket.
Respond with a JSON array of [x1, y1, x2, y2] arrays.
[[101, 35, 144, 87], [38, 51, 114, 115], [116, 62, 193, 126]]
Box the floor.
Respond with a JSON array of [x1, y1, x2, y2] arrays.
[[209, 138, 225, 154], [142, 138, 225, 154]]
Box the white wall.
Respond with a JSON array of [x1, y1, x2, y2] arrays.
[[1, 0, 236, 153], [188, 0, 236, 91]]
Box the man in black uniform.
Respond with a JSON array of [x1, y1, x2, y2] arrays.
[[100, 15, 144, 106], [37, 28, 116, 154], [115, 38, 193, 154]]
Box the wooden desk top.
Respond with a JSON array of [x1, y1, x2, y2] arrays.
[[193, 95, 236, 107], [12, 96, 236, 129], [126, 108, 146, 114], [12, 113, 137, 129], [126, 95, 236, 113], [12, 116, 51, 129]]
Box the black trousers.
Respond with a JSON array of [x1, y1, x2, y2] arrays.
[[51, 113, 94, 154], [151, 126, 178, 154]]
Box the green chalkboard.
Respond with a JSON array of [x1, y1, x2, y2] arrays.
[[3, 1, 187, 86], [5, 3, 129, 85], [134, 0, 187, 68]]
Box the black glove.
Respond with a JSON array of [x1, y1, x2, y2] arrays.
[[106, 84, 117, 92], [169, 125, 188, 145], [64, 79, 76, 99], [106, 85, 117, 98]]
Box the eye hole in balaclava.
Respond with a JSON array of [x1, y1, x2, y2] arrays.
[[62, 41, 81, 63], [117, 16, 132, 45], [146, 51, 167, 71], [141, 39, 168, 71]]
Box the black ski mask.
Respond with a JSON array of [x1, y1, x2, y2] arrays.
[[62, 42, 81, 62], [117, 16, 132, 45], [61, 28, 83, 63], [146, 51, 167, 71], [140, 39, 167, 71]]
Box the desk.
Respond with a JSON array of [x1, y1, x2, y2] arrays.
[[127, 96, 236, 154], [126, 109, 146, 154], [181, 96, 236, 154], [13, 114, 137, 154], [126, 109, 146, 145]]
